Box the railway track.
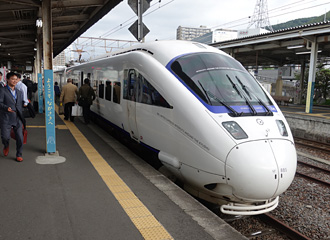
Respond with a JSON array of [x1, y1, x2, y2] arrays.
[[224, 213, 312, 240], [296, 160, 330, 187], [294, 137, 330, 154], [256, 213, 312, 240]]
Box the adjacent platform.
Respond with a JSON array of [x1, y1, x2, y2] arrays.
[[0, 112, 247, 240], [278, 104, 330, 143]]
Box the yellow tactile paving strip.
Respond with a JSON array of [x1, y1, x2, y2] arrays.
[[282, 110, 330, 120], [27, 125, 68, 129], [55, 106, 173, 240]]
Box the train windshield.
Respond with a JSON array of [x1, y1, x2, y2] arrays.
[[170, 52, 273, 115]]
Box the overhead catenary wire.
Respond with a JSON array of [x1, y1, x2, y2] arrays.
[[211, 0, 330, 30], [74, 0, 330, 57]]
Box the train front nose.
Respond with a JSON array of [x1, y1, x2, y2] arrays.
[[225, 139, 297, 200]]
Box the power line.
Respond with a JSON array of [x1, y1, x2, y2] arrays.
[[211, 0, 330, 30]]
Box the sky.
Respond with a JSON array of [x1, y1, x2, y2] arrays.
[[69, 0, 330, 60]]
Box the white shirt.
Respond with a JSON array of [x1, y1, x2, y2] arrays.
[[16, 81, 29, 106]]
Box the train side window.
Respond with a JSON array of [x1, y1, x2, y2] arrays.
[[105, 81, 111, 101], [113, 82, 121, 104], [98, 80, 104, 99], [136, 72, 171, 108]]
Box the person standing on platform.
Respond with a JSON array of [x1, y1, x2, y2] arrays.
[[0, 72, 3, 132], [60, 78, 78, 122], [15, 73, 29, 107], [54, 81, 61, 105], [0, 72, 25, 162], [0, 72, 5, 88], [77, 78, 95, 124], [23, 76, 34, 101]]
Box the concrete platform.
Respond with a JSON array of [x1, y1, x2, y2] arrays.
[[0, 112, 247, 240], [278, 104, 330, 143]]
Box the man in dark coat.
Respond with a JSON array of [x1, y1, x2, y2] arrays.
[[77, 78, 95, 124], [0, 72, 25, 162]]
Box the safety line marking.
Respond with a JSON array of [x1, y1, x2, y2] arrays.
[[55, 107, 173, 240], [27, 125, 67, 129], [282, 111, 330, 120]]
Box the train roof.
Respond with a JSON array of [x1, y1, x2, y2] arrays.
[[93, 40, 225, 66]]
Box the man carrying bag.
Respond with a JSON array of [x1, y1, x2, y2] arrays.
[[77, 78, 95, 124]]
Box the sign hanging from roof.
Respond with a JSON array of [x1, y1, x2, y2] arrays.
[[128, 0, 151, 41]]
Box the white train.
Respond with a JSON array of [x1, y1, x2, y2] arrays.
[[57, 41, 297, 215]]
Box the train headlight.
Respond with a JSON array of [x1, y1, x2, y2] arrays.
[[222, 121, 248, 140], [276, 120, 288, 136]]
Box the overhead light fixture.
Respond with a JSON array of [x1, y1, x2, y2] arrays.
[[296, 50, 322, 55], [287, 45, 304, 49], [36, 18, 43, 28]]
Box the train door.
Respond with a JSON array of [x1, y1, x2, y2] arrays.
[[126, 69, 139, 141]]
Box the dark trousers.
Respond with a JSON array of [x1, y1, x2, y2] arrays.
[[64, 102, 75, 121], [1, 123, 23, 157], [82, 104, 91, 124]]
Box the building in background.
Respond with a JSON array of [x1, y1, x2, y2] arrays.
[[53, 51, 66, 70], [193, 29, 238, 44], [237, 28, 270, 38], [176, 26, 211, 41]]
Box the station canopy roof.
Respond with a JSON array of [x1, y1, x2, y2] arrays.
[[0, 0, 122, 72], [211, 21, 330, 67]]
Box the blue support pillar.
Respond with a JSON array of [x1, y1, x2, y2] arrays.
[[44, 69, 56, 153]]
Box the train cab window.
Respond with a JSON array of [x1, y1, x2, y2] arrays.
[[124, 69, 170, 108], [113, 82, 121, 104], [124, 69, 136, 101], [136, 72, 170, 108], [98, 81, 104, 99], [171, 52, 272, 107], [105, 81, 112, 101]]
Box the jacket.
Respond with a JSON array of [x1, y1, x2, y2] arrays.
[[60, 82, 78, 104], [0, 86, 24, 127], [78, 84, 96, 105]]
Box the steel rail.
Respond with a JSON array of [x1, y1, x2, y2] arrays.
[[258, 213, 312, 240], [294, 137, 330, 154], [298, 160, 330, 174], [295, 171, 330, 187]]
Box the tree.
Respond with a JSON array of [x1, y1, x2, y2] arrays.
[[295, 63, 330, 103], [315, 66, 330, 100]]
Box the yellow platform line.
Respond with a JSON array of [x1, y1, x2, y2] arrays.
[[56, 109, 173, 240], [27, 125, 67, 129]]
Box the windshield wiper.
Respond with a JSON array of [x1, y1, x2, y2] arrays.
[[226, 75, 257, 116], [205, 89, 242, 117], [198, 80, 212, 105], [226, 74, 242, 98], [236, 76, 273, 116], [235, 77, 252, 99]]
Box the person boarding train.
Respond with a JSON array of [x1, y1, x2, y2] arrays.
[[60, 78, 78, 122]]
